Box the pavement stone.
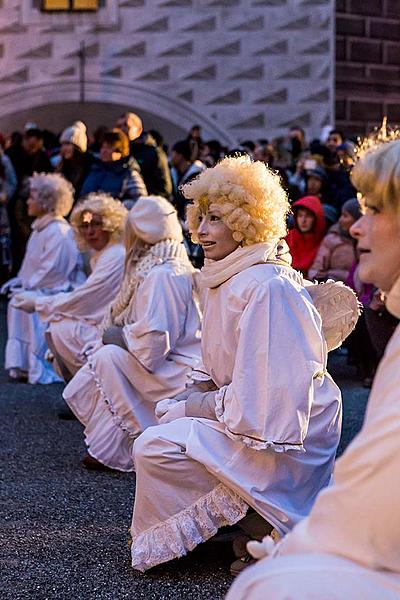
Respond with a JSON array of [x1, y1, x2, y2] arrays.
[[0, 299, 369, 599]]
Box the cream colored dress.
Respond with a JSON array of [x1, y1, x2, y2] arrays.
[[63, 244, 201, 472], [5, 215, 79, 384], [35, 242, 125, 377], [130, 246, 342, 572], [227, 278, 400, 600]]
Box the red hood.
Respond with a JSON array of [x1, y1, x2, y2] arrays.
[[286, 195, 326, 276]]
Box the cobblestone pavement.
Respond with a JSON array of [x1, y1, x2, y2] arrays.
[[0, 299, 369, 600]]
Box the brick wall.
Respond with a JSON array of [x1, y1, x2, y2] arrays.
[[336, 0, 400, 137]]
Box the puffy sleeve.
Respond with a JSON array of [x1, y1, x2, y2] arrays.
[[23, 227, 78, 292], [122, 267, 191, 372], [215, 277, 326, 452], [35, 246, 124, 324]]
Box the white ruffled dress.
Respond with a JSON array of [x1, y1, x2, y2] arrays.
[[5, 215, 79, 384], [130, 245, 342, 572]]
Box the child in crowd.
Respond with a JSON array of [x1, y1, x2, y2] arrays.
[[285, 195, 326, 277]]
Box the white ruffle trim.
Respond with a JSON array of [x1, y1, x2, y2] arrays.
[[215, 387, 305, 453], [86, 355, 139, 440], [131, 483, 248, 572]]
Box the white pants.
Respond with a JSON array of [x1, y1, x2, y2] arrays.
[[130, 419, 248, 571], [227, 553, 400, 600]]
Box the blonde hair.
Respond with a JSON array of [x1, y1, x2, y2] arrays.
[[351, 139, 400, 215], [184, 155, 289, 244], [29, 172, 74, 217], [70, 193, 128, 251]]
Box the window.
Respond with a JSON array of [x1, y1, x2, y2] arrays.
[[41, 0, 99, 11]]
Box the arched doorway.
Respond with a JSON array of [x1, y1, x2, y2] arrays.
[[0, 80, 236, 146]]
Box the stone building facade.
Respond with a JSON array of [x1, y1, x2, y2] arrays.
[[336, 0, 400, 137], [0, 0, 334, 144]]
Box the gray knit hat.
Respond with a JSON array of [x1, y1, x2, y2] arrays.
[[342, 197, 361, 221], [60, 121, 87, 153]]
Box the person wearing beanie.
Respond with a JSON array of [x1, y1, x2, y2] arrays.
[[62, 195, 201, 471], [13, 194, 127, 381], [286, 195, 326, 277], [308, 197, 360, 282], [54, 121, 92, 201], [129, 155, 343, 574], [1, 173, 80, 384], [227, 135, 400, 600]]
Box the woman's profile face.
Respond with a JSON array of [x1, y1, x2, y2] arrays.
[[197, 209, 240, 261], [350, 202, 400, 293]]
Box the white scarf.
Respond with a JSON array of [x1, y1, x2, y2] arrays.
[[31, 214, 64, 232], [199, 241, 285, 289], [101, 239, 192, 331]]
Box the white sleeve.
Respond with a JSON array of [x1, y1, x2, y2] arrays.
[[214, 278, 325, 451], [122, 268, 191, 372]]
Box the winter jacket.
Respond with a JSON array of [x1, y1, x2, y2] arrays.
[[286, 195, 326, 277], [80, 156, 147, 203], [308, 222, 356, 282], [130, 133, 172, 198]]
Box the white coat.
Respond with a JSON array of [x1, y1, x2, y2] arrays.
[[35, 242, 125, 377], [63, 260, 201, 471], [130, 262, 342, 571], [5, 215, 79, 384]]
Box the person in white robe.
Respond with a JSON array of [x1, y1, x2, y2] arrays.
[[63, 195, 202, 471], [129, 155, 344, 572], [1, 173, 79, 384], [227, 134, 400, 599], [13, 193, 127, 380]]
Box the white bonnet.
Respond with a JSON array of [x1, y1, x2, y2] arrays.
[[129, 196, 183, 244], [60, 121, 87, 153]]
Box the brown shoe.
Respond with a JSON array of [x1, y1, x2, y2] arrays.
[[230, 552, 256, 577], [82, 453, 115, 472]]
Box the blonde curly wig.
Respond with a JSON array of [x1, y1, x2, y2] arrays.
[[70, 193, 128, 251], [29, 172, 74, 217], [184, 155, 290, 245]]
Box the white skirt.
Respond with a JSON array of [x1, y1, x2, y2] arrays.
[[130, 418, 248, 571], [63, 344, 192, 472]]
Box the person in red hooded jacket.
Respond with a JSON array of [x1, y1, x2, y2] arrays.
[[286, 196, 326, 277]]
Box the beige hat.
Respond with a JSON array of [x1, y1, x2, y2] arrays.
[[60, 121, 87, 153], [129, 196, 183, 245]]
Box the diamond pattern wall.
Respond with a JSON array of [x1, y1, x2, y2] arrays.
[[0, 0, 334, 142]]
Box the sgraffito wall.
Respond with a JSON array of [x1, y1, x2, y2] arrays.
[[0, 0, 335, 143]]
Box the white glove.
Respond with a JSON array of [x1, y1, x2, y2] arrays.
[[246, 529, 281, 560], [12, 291, 37, 313], [80, 338, 103, 360], [0, 277, 22, 296], [155, 398, 178, 419], [158, 399, 187, 424]]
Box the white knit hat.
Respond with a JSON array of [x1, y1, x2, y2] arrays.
[[129, 196, 183, 244], [60, 121, 87, 153]]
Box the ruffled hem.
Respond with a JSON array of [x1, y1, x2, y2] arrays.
[[86, 355, 140, 441], [131, 483, 248, 572], [215, 387, 305, 453]]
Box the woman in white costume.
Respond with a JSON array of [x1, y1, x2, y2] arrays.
[[129, 156, 342, 572], [2, 173, 79, 384], [227, 136, 400, 599], [63, 196, 201, 471], [14, 193, 127, 380]]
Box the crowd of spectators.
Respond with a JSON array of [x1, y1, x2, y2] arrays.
[[0, 113, 397, 386]]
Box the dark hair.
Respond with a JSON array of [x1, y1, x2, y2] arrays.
[[328, 129, 344, 141], [172, 140, 192, 161], [240, 140, 256, 152], [148, 129, 163, 147], [24, 128, 44, 140], [101, 128, 130, 157]]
